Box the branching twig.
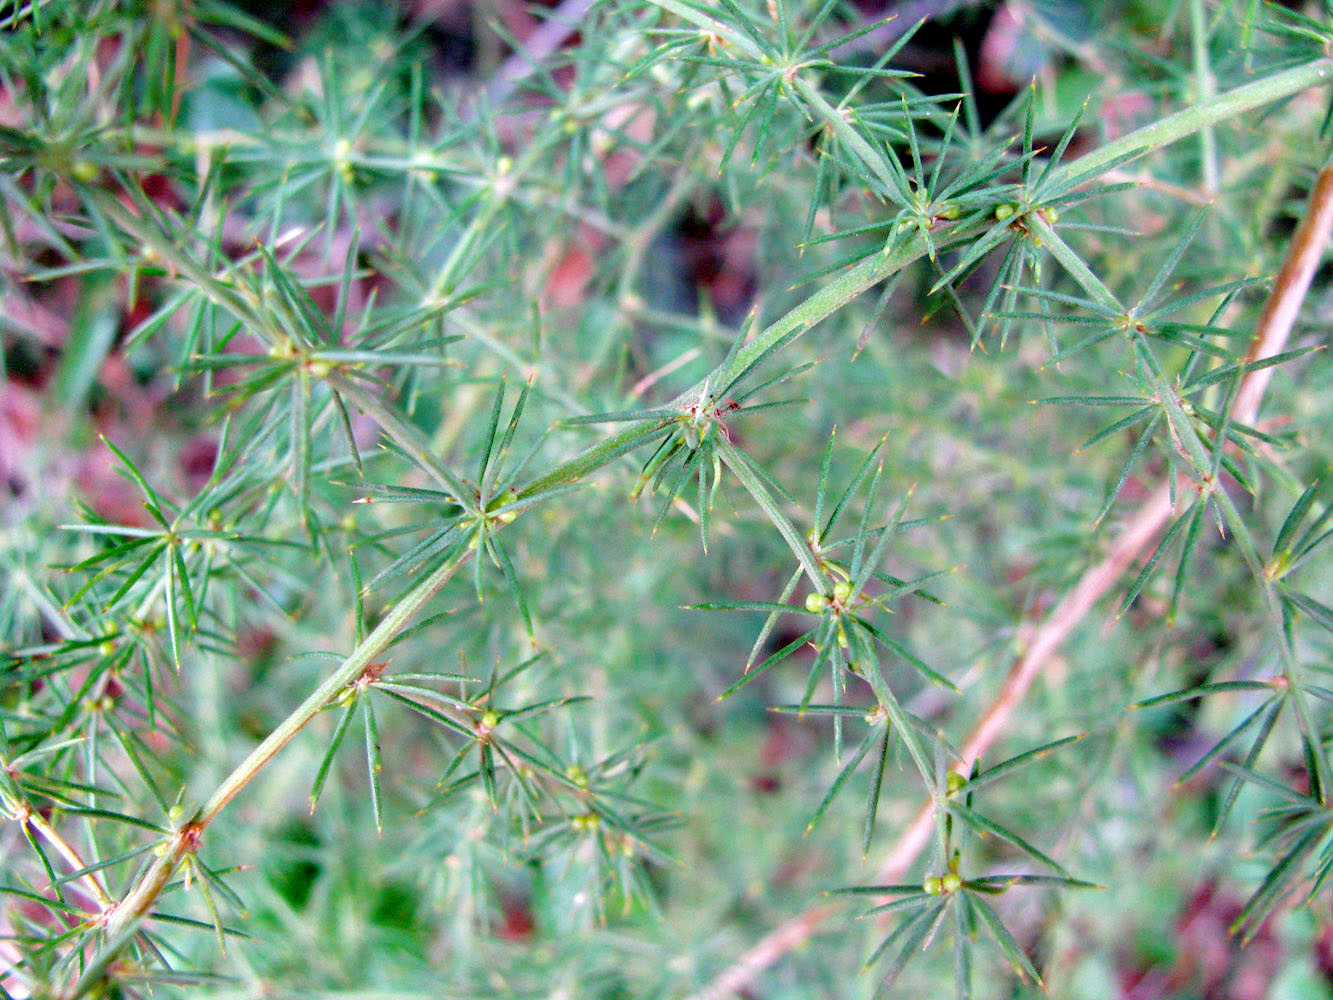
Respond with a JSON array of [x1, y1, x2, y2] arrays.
[[685, 158, 1333, 1000], [68, 550, 473, 997]]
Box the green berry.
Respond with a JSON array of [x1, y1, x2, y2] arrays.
[[942, 872, 961, 893], [832, 580, 852, 605], [946, 771, 967, 795], [922, 875, 942, 895], [805, 592, 829, 614], [994, 203, 1016, 220]]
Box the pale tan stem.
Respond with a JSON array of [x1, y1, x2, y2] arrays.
[[24, 809, 114, 910], [874, 477, 1179, 886], [1233, 164, 1333, 428], [691, 902, 843, 1000], [685, 161, 1333, 1000]]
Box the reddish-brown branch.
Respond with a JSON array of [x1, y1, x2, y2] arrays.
[[687, 162, 1333, 1000], [1233, 165, 1333, 428]]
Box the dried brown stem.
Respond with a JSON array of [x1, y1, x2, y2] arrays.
[[686, 162, 1333, 1000]]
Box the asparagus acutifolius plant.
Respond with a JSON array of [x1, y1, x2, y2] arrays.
[[4, 1, 1333, 997]]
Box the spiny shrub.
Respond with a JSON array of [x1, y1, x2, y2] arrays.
[[3, 2, 1333, 997]]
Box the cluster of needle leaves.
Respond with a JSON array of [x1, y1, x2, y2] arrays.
[[4, 1, 1333, 998]]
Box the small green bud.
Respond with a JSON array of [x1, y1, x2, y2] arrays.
[[805, 592, 829, 614], [1044, 206, 1059, 223], [942, 872, 962, 893], [946, 771, 967, 795], [566, 764, 588, 787], [922, 875, 942, 895], [994, 203, 1016, 220], [70, 159, 99, 183], [938, 202, 960, 220], [491, 490, 519, 524], [832, 580, 852, 605], [480, 709, 500, 731]]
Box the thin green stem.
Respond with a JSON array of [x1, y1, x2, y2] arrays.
[[1190, 0, 1220, 194], [82, 548, 471, 991], [39, 26, 1333, 999], [424, 129, 564, 302], [681, 54, 1333, 1000], [518, 419, 675, 499], [702, 57, 1333, 409], [1054, 57, 1332, 190], [328, 374, 475, 506], [790, 75, 902, 203], [84, 54, 1333, 530], [514, 53, 1333, 546]]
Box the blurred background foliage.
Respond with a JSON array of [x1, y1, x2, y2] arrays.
[[3, 0, 1333, 997]]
